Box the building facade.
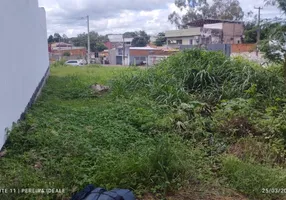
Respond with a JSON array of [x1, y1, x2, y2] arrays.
[[166, 19, 244, 48], [107, 38, 133, 65], [129, 47, 178, 66], [165, 27, 202, 48]]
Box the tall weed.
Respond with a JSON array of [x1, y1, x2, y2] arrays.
[[111, 49, 286, 106]]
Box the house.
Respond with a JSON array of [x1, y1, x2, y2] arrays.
[[105, 37, 133, 50], [129, 47, 178, 66], [188, 19, 244, 45], [49, 42, 87, 62], [0, 0, 49, 149], [107, 37, 134, 65], [165, 27, 202, 48], [104, 42, 113, 50], [100, 50, 109, 57], [50, 42, 72, 49], [165, 19, 244, 48], [50, 47, 86, 57]]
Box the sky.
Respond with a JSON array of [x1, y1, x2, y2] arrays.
[[38, 0, 283, 37]]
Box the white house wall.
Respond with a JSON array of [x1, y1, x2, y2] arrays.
[[0, 0, 49, 149], [203, 23, 223, 29], [182, 37, 200, 45], [167, 37, 200, 48], [165, 28, 201, 38]]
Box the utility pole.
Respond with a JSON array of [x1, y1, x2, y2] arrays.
[[87, 15, 91, 65], [254, 6, 263, 56], [122, 35, 125, 66]]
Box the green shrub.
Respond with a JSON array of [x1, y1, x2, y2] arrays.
[[50, 59, 66, 68], [63, 52, 71, 57], [111, 49, 286, 106]]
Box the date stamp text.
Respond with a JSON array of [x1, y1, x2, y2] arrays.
[[262, 188, 286, 194]]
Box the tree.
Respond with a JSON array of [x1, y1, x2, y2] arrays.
[[244, 21, 258, 43], [265, 0, 286, 13], [48, 35, 54, 44], [261, 23, 286, 76], [53, 33, 62, 43], [261, 0, 286, 79], [243, 12, 259, 43], [136, 30, 150, 43], [154, 32, 167, 46], [62, 34, 69, 43], [123, 31, 150, 47], [123, 32, 137, 38], [209, 0, 244, 20], [63, 52, 71, 56], [169, 0, 244, 29], [131, 37, 148, 47], [95, 43, 107, 52], [243, 11, 277, 44], [71, 31, 109, 52]]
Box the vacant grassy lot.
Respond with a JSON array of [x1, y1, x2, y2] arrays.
[[1, 51, 286, 200], [0, 66, 208, 200]]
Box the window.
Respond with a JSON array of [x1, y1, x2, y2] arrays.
[[67, 61, 77, 64], [189, 39, 193, 45], [134, 57, 146, 61], [176, 40, 182, 44], [168, 40, 182, 44], [118, 48, 123, 55], [168, 40, 177, 44]]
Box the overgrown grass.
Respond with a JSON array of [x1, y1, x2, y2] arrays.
[[1, 50, 286, 200], [112, 50, 286, 106], [110, 50, 286, 199], [0, 66, 210, 200], [222, 156, 286, 200]]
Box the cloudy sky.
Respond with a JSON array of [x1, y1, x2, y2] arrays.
[[38, 0, 283, 37]]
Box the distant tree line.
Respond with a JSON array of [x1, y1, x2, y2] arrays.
[[48, 32, 109, 52], [48, 30, 167, 50]]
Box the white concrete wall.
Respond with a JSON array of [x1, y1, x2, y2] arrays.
[[0, 0, 49, 149], [182, 37, 200, 45], [204, 23, 223, 29], [167, 37, 200, 47], [165, 27, 201, 38]]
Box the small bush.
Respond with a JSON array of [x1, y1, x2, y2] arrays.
[[111, 49, 286, 106], [63, 52, 71, 57], [50, 59, 66, 68]]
